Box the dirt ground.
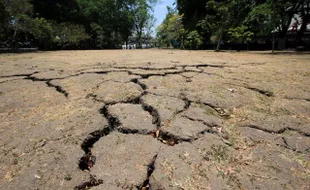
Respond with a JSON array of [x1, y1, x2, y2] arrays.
[[0, 50, 309, 190]]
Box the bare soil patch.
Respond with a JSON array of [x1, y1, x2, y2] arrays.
[[0, 50, 309, 189]]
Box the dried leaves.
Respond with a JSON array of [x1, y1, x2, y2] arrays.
[[150, 129, 178, 146]]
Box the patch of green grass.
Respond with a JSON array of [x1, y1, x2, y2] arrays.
[[210, 144, 229, 163]]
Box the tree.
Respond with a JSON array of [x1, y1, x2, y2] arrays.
[[52, 22, 89, 49], [77, 0, 157, 48], [0, 1, 9, 44], [145, 14, 156, 44], [134, 0, 149, 47], [228, 25, 254, 50], [204, 0, 235, 51], [31, 18, 53, 49], [132, 0, 157, 47], [2, 0, 33, 48], [177, 0, 208, 31], [118, 1, 136, 46], [156, 7, 186, 48], [246, 0, 302, 49], [185, 30, 203, 49], [32, 0, 80, 23]]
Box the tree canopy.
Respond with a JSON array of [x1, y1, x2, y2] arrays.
[[0, 0, 158, 49], [156, 0, 310, 50], [1, 0, 309, 50]]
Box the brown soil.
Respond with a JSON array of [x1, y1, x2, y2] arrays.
[[0, 50, 309, 190]]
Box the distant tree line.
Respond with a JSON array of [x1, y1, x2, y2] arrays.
[[157, 0, 310, 50], [0, 0, 158, 50]]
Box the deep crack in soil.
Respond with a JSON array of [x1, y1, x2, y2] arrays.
[[75, 66, 228, 189], [24, 76, 69, 97], [1, 51, 309, 190], [79, 105, 121, 170], [243, 124, 310, 137], [245, 86, 274, 97], [139, 154, 158, 190], [74, 175, 103, 190]]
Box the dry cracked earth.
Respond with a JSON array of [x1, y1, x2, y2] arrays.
[[0, 50, 309, 190]]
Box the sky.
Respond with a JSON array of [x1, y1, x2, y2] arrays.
[[153, 0, 175, 34]]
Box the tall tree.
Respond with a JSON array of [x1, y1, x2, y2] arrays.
[[32, 0, 80, 23], [177, 0, 208, 30], [156, 7, 185, 48], [246, 0, 302, 49], [133, 0, 158, 47], [202, 0, 236, 51], [2, 0, 33, 47]]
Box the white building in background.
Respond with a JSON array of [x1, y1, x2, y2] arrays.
[[288, 14, 310, 33]]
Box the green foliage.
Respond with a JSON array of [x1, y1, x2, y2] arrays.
[[174, 0, 310, 49], [134, 0, 158, 47], [52, 22, 89, 49], [210, 34, 218, 44], [77, 0, 158, 48], [31, 18, 88, 49], [156, 8, 186, 48], [185, 30, 202, 49], [32, 0, 80, 22], [0, 1, 8, 42], [0, 0, 158, 49], [228, 26, 254, 44], [90, 22, 107, 48], [204, 0, 236, 50], [245, 3, 279, 36], [1, 0, 307, 50], [0, 1, 8, 26], [1, 0, 33, 47], [31, 18, 53, 47], [245, 0, 303, 38]]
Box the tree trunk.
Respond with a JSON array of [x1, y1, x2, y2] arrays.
[[215, 30, 223, 52], [126, 35, 128, 47], [272, 33, 275, 54], [137, 31, 142, 48]]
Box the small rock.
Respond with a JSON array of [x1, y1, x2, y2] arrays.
[[228, 88, 237, 93], [34, 174, 41, 179]]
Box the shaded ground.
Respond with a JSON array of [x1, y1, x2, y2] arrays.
[[0, 50, 309, 190]]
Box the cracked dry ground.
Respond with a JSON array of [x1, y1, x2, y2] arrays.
[[0, 50, 309, 190]]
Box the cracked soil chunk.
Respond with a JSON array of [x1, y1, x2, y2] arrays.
[[141, 94, 185, 125], [237, 144, 310, 190], [180, 105, 223, 127], [50, 73, 106, 99], [162, 116, 211, 140], [0, 79, 107, 189], [109, 103, 156, 132], [150, 143, 231, 190], [0, 141, 90, 190], [91, 133, 162, 189], [241, 114, 309, 134], [95, 81, 143, 103], [239, 127, 284, 144], [282, 133, 310, 153]]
